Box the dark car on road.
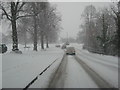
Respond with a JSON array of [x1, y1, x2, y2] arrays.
[[61, 44, 66, 49], [0, 44, 7, 53], [55, 44, 61, 48], [66, 47, 75, 55], [66, 42, 70, 45]]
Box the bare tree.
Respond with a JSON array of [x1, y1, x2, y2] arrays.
[[44, 5, 61, 48], [1, 1, 26, 52], [17, 17, 31, 47], [79, 4, 117, 55], [81, 5, 97, 50], [24, 2, 47, 51], [37, 3, 61, 49], [111, 1, 120, 56]]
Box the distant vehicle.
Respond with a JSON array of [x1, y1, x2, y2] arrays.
[[82, 45, 86, 49], [66, 47, 75, 55], [61, 44, 66, 49], [66, 42, 69, 45], [0, 44, 7, 53], [55, 45, 61, 48]]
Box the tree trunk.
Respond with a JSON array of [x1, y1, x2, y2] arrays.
[[33, 3, 38, 51], [24, 30, 27, 48], [46, 35, 49, 48], [33, 16, 37, 51], [102, 14, 107, 55], [41, 31, 44, 49], [11, 19, 19, 51], [118, 16, 120, 57], [11, 3, 19, 51]]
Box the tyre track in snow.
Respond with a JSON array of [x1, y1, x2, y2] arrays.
[[48, 54, 67, 88], [48, 53, 114, 88], [64, 55, 99, 88], [76, 49, 118, 88], [47, 53, 115, 88], [74, 55, 116, 88], [76, 49, 118, 71]]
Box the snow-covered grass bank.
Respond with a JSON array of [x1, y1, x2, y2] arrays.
[[29, 57, 63, 88], [2, 44, 64, 88]]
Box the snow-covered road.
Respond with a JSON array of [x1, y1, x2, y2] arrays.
[[2, 43, 118, 89], [47, 54, 116, 88], [31, 54, 99, 88], [64, 56, 98, 88], [76, 48, 118, 88]]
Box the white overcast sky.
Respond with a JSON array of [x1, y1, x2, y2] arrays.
[[50, 2, 112, 39], [1, 1, 114, 39]]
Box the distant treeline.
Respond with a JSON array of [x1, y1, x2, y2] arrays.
[[77, 2, 120, 56]]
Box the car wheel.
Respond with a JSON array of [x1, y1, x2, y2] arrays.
[[73, 53, 75, 55], [66, 53, 69, 55]]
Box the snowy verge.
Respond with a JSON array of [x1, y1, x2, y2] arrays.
[[3, 44, 64, 88], [29, 57, 63, 88]]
